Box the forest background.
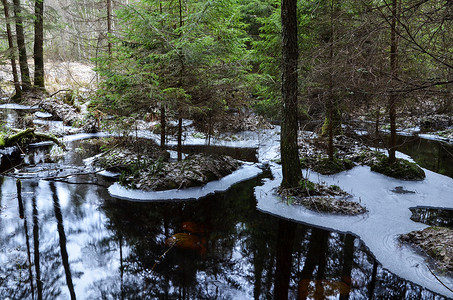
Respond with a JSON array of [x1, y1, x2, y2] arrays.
[[0, 0, 452, 168]]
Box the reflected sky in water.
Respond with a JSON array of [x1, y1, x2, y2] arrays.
[[0, 137, 452, 299]]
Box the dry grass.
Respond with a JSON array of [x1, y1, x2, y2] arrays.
[[0, 60, 97, 97]]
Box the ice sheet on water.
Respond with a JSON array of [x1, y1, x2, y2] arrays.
[[0, 103, 38, 110], [62, 132, 110, 142], [34, 111, 53, 118], [108, 164, 262, 201], [419, 133, 452, 144], [255, 163, 453, 298]]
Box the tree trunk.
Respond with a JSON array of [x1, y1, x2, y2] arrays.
[[107, 0, 112, 55], [177, 117, 182, 161], [388, 0, 400, 163], [12, 0, 31, 91], [280, 0, 302, 188], [327, 107, 334, 160], [160, 105, 166, 148], [327, 0, 335, 161], [34, 0, 45, 88], [2, 0, 21, 97], [0, 128, 66, 149]]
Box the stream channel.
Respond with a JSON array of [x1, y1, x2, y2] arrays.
[[0, 106, 452, 299]]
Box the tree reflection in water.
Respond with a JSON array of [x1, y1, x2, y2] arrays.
[[0, 173, 451, 299]]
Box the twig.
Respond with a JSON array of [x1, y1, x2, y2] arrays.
[[48, 179, 109, 188], [0, 162, 24, 175], [49, 89, 73, 98], [42, 170, 105, 181], [151, 243, 176, 272], [427, 264, 453, 293]]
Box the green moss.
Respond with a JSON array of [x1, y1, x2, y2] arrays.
[[311, 157, 354, 175], [330, 184, 340, 191], [370, 157, 425, 180], [299, 157, 309, 169], [298, 179, 316, 192], [272, 158, 282, 164]]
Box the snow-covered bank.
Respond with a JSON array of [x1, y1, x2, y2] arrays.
[[255, 163, 453, 298], [108, 164, 263, 201]]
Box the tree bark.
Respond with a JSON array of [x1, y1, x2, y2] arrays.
[[2, 0, 21, 97], [327, 0, 336, 161], [0, 128, 66, 150], [34, 0, 45, 88], [160, 105, 166, 148], [12, 0, 31, 91], [280, 0, 302, 188], [107, 0, 112, 55], [388, 0, 400, 163], [177, 117, 182, 161]]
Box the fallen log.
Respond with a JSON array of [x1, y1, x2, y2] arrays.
[[2, 127, 66, 150]]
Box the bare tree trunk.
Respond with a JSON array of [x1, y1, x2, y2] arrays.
[[107, 0, 112, 55], [12, 0, 31, 91], [327, 0, 336, 161], [280, 0, 302, 188], [34, 0, 45, 88], [176, 0, 184, 161], [388, 0, 400, 163], [177, 117, 182, 161], [160, 105, 166, 148], [1, 0, 21, 97]]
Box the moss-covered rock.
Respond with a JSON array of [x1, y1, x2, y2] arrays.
[[370, 157, 425, 180], [310, 157, 354, 175]]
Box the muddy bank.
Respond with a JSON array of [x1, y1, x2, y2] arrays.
[[400, 227, 453, 275], [279, 181, 366, 215]]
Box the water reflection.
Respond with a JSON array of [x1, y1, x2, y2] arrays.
[[51, 183, 76, 299], [396, 135, 453, 178], [0, 140, 452, 299], [32, 184, 43, 300], [410, 207, 453, 228]]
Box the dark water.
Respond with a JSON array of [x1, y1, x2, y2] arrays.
[[0, 140, 451, 299], [167, 144, 258, 162], [410, 208, 453, 229], [396, 135, 453, 178]]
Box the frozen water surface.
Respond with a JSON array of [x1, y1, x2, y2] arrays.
[[256, 163, 453, 298], [0, 103, 38, 110]]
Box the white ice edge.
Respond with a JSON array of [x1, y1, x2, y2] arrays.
[[28, 132, 111, 148], [34, 111, 53, 118], [0, 103, 39, 110], [418, 133, 452, 143], [108, 164, 263, 201], [255, 164, 453, 298], [62, 132, 110, 142]]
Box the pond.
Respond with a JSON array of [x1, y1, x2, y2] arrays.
[[396, 135, 453, 178], [1, 137, 452, 300]]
